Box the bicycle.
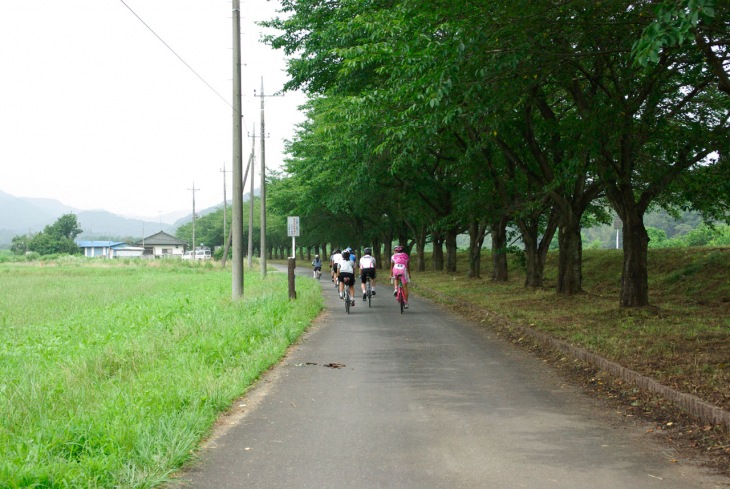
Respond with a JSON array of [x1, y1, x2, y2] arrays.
[[313, 268, 322, 280], [365, 275, 373, 308], [392, 276, 406, 314], [342, 276, 352, 314]]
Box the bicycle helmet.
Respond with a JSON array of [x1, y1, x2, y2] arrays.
[[315, 255, 319, 259], [363, 247, 372, 255], [394, 245, 404, 253]]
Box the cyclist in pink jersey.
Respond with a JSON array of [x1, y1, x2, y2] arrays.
[[390, 245, 411, 309]]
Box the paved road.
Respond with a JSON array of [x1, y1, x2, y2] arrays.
[[176, 265, 726, 488]]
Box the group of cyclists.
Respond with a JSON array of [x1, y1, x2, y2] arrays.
[[311, 246, 411, 310]]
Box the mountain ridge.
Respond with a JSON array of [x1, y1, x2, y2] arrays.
[[1, 187, 262, 247], [0, 189, 214, 246]]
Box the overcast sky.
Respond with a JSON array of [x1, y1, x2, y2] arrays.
[[0, 0, 307, 219]]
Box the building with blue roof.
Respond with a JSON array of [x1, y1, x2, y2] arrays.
[[76, 241, 144, 259]]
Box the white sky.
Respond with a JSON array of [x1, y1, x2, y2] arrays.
[[0, 0, 307, 219]]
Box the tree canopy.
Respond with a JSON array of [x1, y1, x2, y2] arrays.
[[258, 0, 729, 307]]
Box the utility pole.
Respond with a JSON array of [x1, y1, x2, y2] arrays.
[[231, 0, 244, 298], [222, 153, 252, 268], [220, 162, 230, 251], [247, 125, 256, 269], [188, 182, 199, 253], [254, 78, 279, 277], [258, 78, 267, 277]]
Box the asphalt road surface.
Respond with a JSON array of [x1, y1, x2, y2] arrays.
[[176, 265, 727, 488]]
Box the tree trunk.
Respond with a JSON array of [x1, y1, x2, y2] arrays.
[[557, 208, 583, 294], [468, 220, 487, 279], [432, 232, 444, 271], [372, 237, 382, 270], [491, 218, 508, 282], [445, 228, 458, 273], [519, 221, 542, 287], [415, 223, 427, 272], [382, 230, 393, 271], [620, 213, 650, 307], [517, 207, 558, 288]]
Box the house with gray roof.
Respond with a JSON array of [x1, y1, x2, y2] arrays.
[[135, 231, 187, 258]]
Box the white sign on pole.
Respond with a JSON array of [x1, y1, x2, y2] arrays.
[[287, 216, 300, 237]]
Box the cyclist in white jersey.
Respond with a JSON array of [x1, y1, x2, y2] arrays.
[[330, 249, 342, 282], [358, 247, 377, 301], [337, 250, 356, 306]]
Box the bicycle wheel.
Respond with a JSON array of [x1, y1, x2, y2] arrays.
[[367, 280, 372, 308], [399, 289, 404, 314], [345, 289, 350, 314]]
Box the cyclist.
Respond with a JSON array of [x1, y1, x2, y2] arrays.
[[345, 247, 357, 266], [311, 254, 323, 278], [330, 249, 342, 283], [359, 247, 377, 301], [337, 250, 356, 307], [390, 245, 411, 309]]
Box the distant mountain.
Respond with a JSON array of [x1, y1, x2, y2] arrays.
[[0, 189, 175, 246], [173, 203, 226, 228], [125, 209, 190, 225], [0, 188, 261, 248], [75, 210, 174, 241], [19, 196, 78, 217], [0, 191, 63, 234]]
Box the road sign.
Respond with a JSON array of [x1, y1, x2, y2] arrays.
[[287, 216, 300, 237]]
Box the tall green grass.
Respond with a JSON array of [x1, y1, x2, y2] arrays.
[[0, 258, 323, 488]]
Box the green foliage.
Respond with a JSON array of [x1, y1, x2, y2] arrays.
[[175, 200, 264, 254], [709, 225, 730, 246], [10, 234, 30, 255], [647, 223, 729, 248], [13, 213, 84, 256], [647, 227, 669, 248], [260, 0, 729, 304], [632, 0, 718, 66]]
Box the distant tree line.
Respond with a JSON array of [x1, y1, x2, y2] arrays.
[[10, 214, 83, 256]]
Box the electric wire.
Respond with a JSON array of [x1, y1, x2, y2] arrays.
[[119, 0, 246, 126]]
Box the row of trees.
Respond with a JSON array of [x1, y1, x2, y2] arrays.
[[256, 0, 729, 307], [175, 194, 301, 261]]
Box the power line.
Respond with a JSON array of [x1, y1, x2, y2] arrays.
[[119, 0, 237, 115]]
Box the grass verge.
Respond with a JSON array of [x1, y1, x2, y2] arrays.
[[0, 257, 323, 488]]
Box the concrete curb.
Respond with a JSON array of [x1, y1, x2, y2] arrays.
[[415, 285, 730, 429]]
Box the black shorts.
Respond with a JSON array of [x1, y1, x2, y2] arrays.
[[360, 268, 376, 283], [339, 272, 355, 285]]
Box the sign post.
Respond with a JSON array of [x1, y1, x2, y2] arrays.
[[287, 216, 300, 256], [287, 216, 300, 300]]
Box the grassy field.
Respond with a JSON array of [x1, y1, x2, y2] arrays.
[[0, 257, 323, 488]]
